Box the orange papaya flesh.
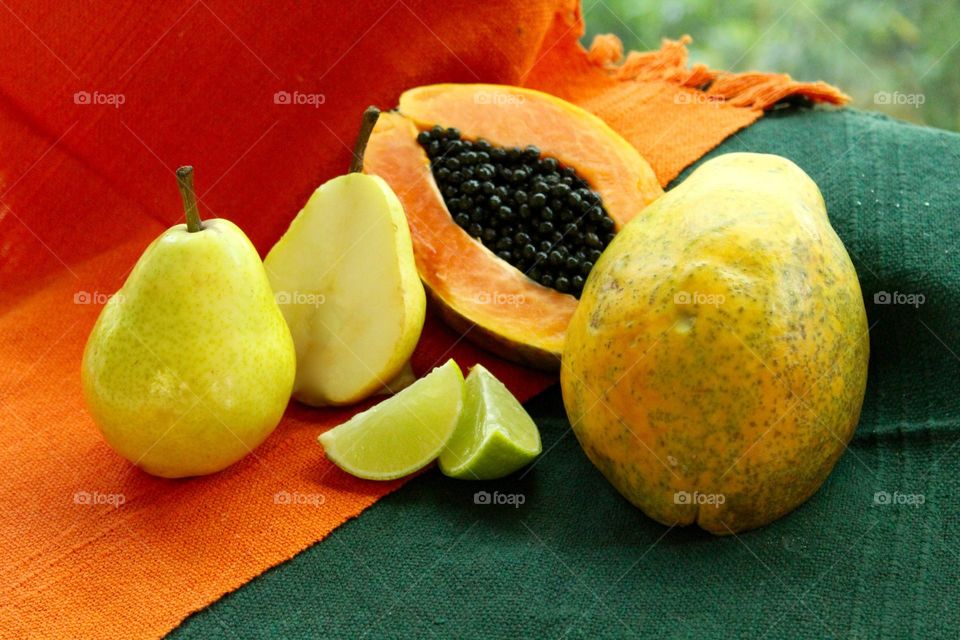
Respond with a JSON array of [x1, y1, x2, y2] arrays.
[[364, 84, 662, 369], [416, 123, 615, 299]]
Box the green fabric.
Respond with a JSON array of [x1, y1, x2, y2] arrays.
[[169, 107, 960, 639]]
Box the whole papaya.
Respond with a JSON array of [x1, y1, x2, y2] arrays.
[[561, 152, 869, 535]]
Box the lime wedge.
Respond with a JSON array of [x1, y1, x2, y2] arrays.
[[318, 359, 463, 480], [439, 364, 542, 480]]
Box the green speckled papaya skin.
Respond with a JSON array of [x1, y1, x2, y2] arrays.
[[560, 152, 869, 535]]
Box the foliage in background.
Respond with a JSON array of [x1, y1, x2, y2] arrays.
[[583, 0, 959, 131]]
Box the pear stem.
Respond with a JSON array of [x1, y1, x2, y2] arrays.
[[349, 106, 380, 174], [176, 166, 203, 232]]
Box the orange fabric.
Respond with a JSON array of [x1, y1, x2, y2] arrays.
[[0, 1, 846, 638]]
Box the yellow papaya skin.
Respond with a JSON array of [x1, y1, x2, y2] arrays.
[[561, 153, 869, 535]]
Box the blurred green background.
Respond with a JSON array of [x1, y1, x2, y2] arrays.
[[583, 0, 959, 131]]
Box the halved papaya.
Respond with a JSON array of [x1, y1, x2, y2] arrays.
[[365, 84, 661, 369]]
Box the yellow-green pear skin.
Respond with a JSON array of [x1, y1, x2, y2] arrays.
[[265, 172, 426, 407], [81, 218, 296, 478]]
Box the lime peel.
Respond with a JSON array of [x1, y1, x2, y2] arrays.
[[318, 359, 463, 480], [439, 364, 542, 480]]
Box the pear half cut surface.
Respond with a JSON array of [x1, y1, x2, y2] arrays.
[[265, 171, 426, 406], [439, 364, 542, 480], [318, 359, 464, 480], [82, 212, 296, 478], [265, 106, 426, 407]]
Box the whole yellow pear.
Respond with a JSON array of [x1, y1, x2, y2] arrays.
[[81, 167, 296, 478]]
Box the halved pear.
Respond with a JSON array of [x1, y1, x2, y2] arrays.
[[265, 169, 426, 406]]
